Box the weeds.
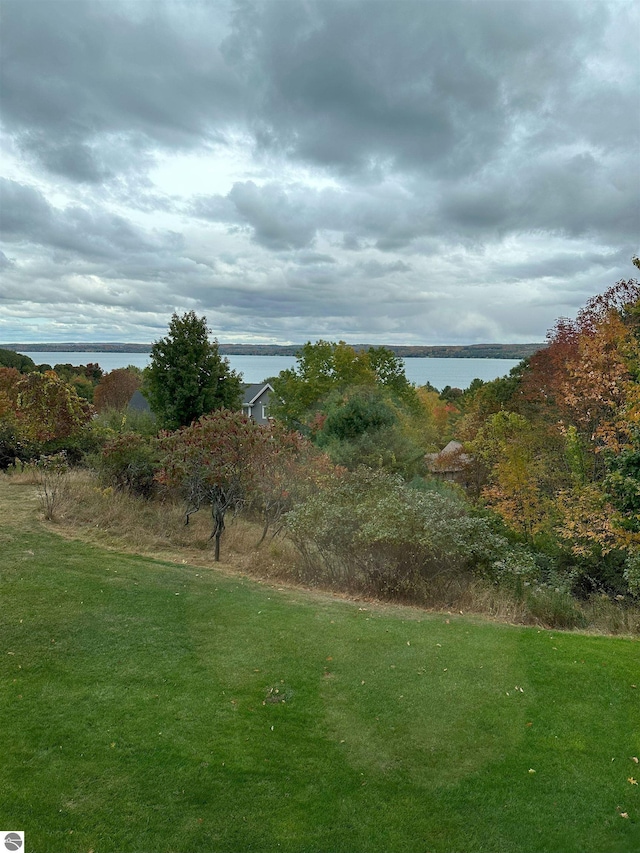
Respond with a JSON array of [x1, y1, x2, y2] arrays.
[[35, 452, 70, 521]]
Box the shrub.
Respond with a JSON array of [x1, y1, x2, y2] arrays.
[[0, 421, 22, 471], [285, 467, 505, 600], [524, 588, 588, 630], [97, 433, 158, 498], [624, 552, 640, 597], [94, 407, 158, 437]]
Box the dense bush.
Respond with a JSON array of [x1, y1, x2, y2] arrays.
[[96, 433, 158, 498], [285, 468, 513, 600], [0, 349, 36, 372], [524, 588, 588, 630], [624, 552, 640, 596], [94, 407, 158, 437], [0, 421, 22, 471], [318, 425, 426, 478]]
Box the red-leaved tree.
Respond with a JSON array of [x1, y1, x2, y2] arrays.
[[157, 410, 336, 561], [93, 368, 141, 412]]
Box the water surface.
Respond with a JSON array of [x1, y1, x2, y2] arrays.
[[20, 351, 521, 391]]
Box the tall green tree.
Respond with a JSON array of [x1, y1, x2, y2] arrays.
[[144, 311, 242, 430], [270, 340, 417, 429]]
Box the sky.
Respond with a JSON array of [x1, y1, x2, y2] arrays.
[[1, 0, 639, 346]]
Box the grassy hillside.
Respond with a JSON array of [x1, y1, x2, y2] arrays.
[[1, 480, 638, 852]]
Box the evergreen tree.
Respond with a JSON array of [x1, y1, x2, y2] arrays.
[[144, 312, 242, 430]]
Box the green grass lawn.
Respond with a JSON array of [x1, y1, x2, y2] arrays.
[[1, 487, 639, 852]]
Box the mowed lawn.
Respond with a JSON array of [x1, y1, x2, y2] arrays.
[[1, 489, 639, 852]]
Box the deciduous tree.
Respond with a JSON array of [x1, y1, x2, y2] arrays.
[[13, 370, 94, 444], [94, 368, 142, 412], [158, 410, 338, 559], [270, 340, 417, 430]]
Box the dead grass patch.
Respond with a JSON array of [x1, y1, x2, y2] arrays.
[[2, 463, 41, 486], [31, 469, 300, 580]]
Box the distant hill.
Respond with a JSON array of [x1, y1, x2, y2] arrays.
[[0, 342, 546, 359], [365, 343, 546, 359], [0, 342, 153, 354]]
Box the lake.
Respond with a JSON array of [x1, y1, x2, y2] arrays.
[[19, 352, 522, 391]]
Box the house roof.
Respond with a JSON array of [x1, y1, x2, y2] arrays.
[[425, 440, 472, 473], [241, 382, 274, 406], [441, 440, 464, 454], [128, 389, 152, 412]]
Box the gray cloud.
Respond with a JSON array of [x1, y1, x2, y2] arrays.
[[0, 251, 14, 270], [224, 0, 619, 179], [496, 248, 630, 282], [0, 178, 182, 263], [192, 180, 437, 250], [0, 0, 638, 346], [1, 0, 243, 182]]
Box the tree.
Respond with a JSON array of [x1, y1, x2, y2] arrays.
[[471, 411, 566, 541], [157, 411, 255, 559], [458, 278, 640, 594], [0, 349, 36, 373], [13, 370, 94, 444], [318, 386, 397, 443], [314, 385, 428, 477], [0, 368, 21, 469], [158, 410, 337, 560], [268, 341, 440, 478], [94, 368, 142, 412], [0, 368, 95, 465], [144, 312, 242, 430], [269, 340, 418, 430]]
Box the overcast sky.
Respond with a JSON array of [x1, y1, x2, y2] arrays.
[[1, 0, 638, 346]]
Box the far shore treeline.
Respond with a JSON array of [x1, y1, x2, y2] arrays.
[[0, 341, 545, 359]]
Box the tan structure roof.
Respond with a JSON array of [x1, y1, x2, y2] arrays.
[[425, 440, 472, 475]]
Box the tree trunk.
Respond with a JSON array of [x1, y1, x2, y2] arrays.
[[210, 491, 226, 562]]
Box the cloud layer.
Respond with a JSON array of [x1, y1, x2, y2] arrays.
[[1, 0, 638, 345]]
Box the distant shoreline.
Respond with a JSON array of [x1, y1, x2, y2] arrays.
[[1, 342, 545, 359]]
